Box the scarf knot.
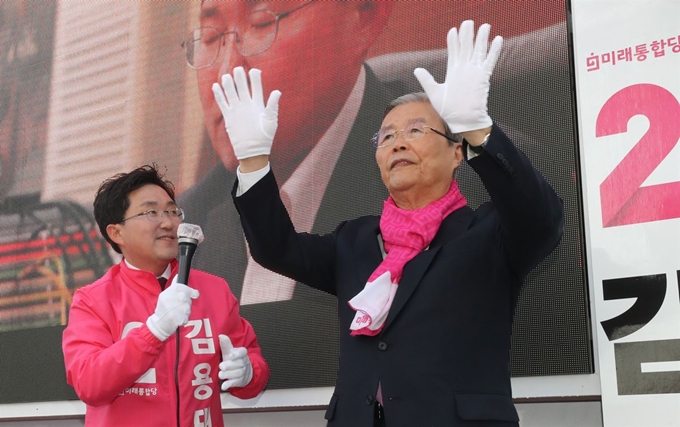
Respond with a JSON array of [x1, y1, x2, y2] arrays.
[[348, 182, 467, 336]]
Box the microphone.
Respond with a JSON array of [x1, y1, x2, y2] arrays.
[[177, 223, 205, 285]]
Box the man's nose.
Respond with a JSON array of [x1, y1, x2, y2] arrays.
[[392, 135, 411, 152], [158, 213, 174, 229], [216, 32, 247, 78]]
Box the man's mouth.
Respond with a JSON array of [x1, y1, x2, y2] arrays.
[[390, 159, 414, 170]]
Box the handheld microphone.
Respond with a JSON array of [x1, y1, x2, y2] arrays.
[[177, 223, 205, 285]]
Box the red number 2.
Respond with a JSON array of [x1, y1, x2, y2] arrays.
[[596, 84, 680, 227]]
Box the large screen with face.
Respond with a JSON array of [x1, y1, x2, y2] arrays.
[[0, 0, 591, 403]]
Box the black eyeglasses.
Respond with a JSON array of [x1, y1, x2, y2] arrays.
[[371, 123, 461, 149], [183, 0, 317, 69], [120, 208, 185, 224]]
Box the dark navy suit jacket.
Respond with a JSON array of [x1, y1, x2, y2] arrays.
[[232, 124, 564, 427]]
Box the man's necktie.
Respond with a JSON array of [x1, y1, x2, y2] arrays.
[[157, 277, 168, 290]]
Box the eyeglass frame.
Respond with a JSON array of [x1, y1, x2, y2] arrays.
[[371, 124, 462, 149], [120, 207, 185, 224], [182, 0, 318, 69]]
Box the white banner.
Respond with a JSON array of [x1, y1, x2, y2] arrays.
[[572, 0, 680, 426]]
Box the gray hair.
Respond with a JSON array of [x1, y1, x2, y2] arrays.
[[382, 92, 462, 145]]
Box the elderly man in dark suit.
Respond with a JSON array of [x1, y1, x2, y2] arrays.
[[214, 20, 563, 426]]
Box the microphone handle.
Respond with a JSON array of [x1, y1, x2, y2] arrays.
[[177, 242, 197, 285]]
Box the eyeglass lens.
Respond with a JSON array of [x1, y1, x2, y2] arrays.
[[377, 123, 428, 148], [185, 10, 278, 68]]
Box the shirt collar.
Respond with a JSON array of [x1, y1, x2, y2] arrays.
[[279, 67, 366, 232]]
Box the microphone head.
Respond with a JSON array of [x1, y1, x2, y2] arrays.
[[178, 223, 204, 245]]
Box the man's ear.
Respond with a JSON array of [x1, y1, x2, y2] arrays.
[[355, 1, 395, 51], [452, 143, 464, 177], [106, 223, 124, 249]]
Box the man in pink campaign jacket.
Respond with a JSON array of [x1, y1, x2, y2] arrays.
[[62, 164, 269, 427]]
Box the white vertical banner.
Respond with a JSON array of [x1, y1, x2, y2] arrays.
[[572, 0, 680, 426]]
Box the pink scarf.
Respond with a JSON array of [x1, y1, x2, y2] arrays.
[[348, 182, 467, 336]]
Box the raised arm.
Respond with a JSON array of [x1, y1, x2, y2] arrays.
[[414, 20, 563, 278], [213, 66, 338, 294]]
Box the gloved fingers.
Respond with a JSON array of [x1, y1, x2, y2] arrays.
[[218, 365, 246, 380], [187, 286, 200, 299], [233, 66, 252, 104], [457, 20, 475, 63], [264, 90, 282, 120], [484, 35, 504, 73], [221, 378, 240, 391], [219, 334, 234, 358], [472, 23, 491, 66], [446, 26, 460, 71], [219, 359, 243, 371], [221, 72, 240, 106], [248, 68, 264, 109], [212, 82, 230, 115], [168, 275, 181, 288], [413, 68, 438, 97], [226, 346, 248, 361], [172, 283, 200, 299]]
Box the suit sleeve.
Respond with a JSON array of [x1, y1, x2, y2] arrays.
[[62, 289, 164, 407], [466, 123, 564, 280], [231, 171, 339, 296], [220, 285, 270, 399]]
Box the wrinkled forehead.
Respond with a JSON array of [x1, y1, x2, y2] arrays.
[[379, 117, 427, 133]]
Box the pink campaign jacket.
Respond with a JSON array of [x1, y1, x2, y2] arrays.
[[62, 259, 269, 427]]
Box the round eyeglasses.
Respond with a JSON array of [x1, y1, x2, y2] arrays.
[[371, 123, 461, 149], [183, 0, 317, 69], [120, 208, 185, 224]]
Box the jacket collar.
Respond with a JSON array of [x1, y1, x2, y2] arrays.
[[120, 258, 179, 295]]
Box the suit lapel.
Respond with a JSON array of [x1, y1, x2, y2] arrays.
[[380, 206, 475, 333], [352, 217, 382, 292]]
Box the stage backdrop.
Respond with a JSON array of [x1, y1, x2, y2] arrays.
[[0, 0, 590, 405]]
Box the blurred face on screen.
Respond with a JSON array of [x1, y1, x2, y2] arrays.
[[196, 0, 393, 180], [375, 102, 462, 209]]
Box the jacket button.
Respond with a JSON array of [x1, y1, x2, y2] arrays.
[[378, 341, 388, 351], [366, 395, 374, 405], [496, 153, 504, 160]]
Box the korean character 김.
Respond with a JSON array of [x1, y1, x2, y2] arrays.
[[616, 47, 632, 62], [650, 39, 667, 57], [635, 43, 649, 61], [667, 36, 680, 53]]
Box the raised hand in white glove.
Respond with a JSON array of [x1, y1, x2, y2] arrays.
[[414, 20, 503, 133], [218, 334, 253, 391], [146, 276, 200, 342], [212, 67, 282, 160]]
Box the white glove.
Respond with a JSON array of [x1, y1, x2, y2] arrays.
[[414, 20, 503, 133], [212, 66, 282, 160], [218, 334, 253, 391], [146, 276, 200, 342]]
